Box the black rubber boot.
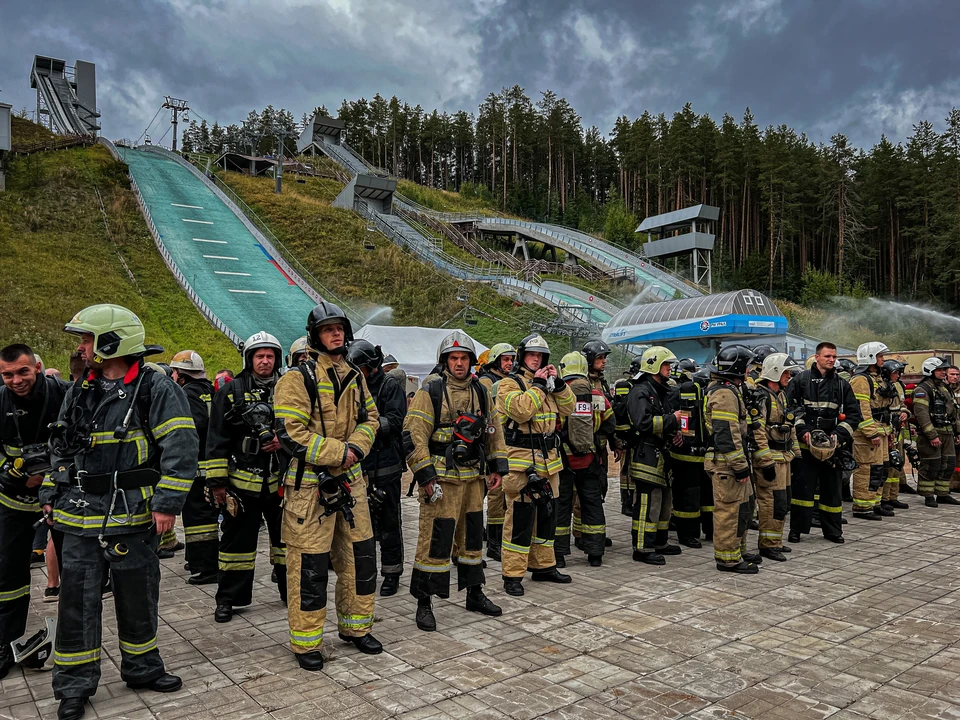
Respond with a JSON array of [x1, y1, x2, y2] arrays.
[[58, 699, 87, 720], [888, 499, 909, 509], [379, 574, 400, 597], [760, 548, 787, 562], [338, 633, 383, 654], [556, 554, 566, 568], [214, 603, 233, 623], [874, 505, 895, 517], [925, 497, 939, 508], [679, 537, 702, 549], [853, 512, 882, 521], [633, 550, 665, 566], [531, 568, 572, 583], [296, 651, 324, 671], [466, 587, 502, 616], [416, 597, 437, 632], [716, 561, 759, 574], [787, 531, 801, 543], [503, 578, 524, 596], [127, 673, 183, 692], [936, 494, 960, 505], [588, 555, 602, 567], [657, 545, 682, 556]]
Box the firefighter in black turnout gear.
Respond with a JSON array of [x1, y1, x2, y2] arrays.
[[207, 332, 288, 623], [169, 351, 219, 584], [785, 342, 862, 544], [666, 358, 713, 547], [613, 355, 643, 516], [0, 344, 68, 681], [40, 305, 198, 720], [626, 346, 683, 565], [347, 339, 408, 596]]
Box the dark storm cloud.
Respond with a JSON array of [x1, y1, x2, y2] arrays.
[[1, 0, 957, 148]]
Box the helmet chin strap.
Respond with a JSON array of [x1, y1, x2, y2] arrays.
[[328, 345, 348, 356]]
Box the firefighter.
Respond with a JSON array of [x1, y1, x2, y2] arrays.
[[274, 302, 383, 669], [849, 343, 900, 520], [785, 342, 862, 544], [497, 334, 575, 596], [748, 353, 799, 561], [347, 339, 407, 597], [613, 355, 643, 516], [947, 365, 960, 493], [555, 352, 614, 567], [879, 361, 910, 511], [477, 343, 515, 561], [570, 340, 616, 553], [168, 351, 218, 584], [207, 332, 287, 623], [0, 344, 69, 680], [286, 336, 310, 369], [704, 345, 761, 573], [403, 332, 507, 631], [912, 357, 960, 507], [666, 358, 715, 547], [745, 345, 778, 389], [41, 305, 198, 719], [625, 346, 683, 565]]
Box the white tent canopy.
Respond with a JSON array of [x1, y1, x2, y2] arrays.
[[354, 325, 489, 382]]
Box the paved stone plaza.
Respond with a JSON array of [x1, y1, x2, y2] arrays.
[[4, 486, 960, 720]]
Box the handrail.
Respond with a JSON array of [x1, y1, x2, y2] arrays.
[[100, 138, 241, 346]]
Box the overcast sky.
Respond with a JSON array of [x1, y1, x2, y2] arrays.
[[2, 0, 958, 150]]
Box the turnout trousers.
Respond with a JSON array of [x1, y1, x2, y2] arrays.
[[501, 471, 560, 578], [556, 458, 606, 558], [485, 481, 505, 554], [631, 481, 671, 554], [710, 470, 755, 565], [790, 451, 843, 538], [670, 458, 707, 543], [216, 487, 286, 607], [884, 433, 906, 501], [0, 501, 40, 649], [54, 529, 164, 699], [369, 471, 404, 577], [282, 476, 377, 654], [619, 462, 635, 513], [917, 431, 955, 497], [572, 449, 610, 540], [410, 479, 485, 599], [852, 437, 887, 515], [182, 476, 219, 576], [754, 464, 789, 549]]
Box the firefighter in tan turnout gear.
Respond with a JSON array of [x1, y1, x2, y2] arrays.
[[748, 353, 799, 562], [273, 302, 383, 672], [705, 345, 762, 574], [403, 332, 508, 632], [477, 343, 515, 561], [496, 334, 575, 596], [850, 343, 903, 520], [911, 357, 960, 507]]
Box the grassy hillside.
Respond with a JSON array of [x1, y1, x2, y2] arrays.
[[10, 116, 56, 148], [0, 130, 240, 373], [216, 172, 566, 350], [397, 179, 502, 215]]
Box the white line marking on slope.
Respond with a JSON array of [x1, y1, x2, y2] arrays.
[[202, 255, 238, 260], [193, 238, 227, 244], [228, 289, 266, 294], [172, 203, 203, 209], [182, 218, 213, 224], [215, 271, 252, 276]]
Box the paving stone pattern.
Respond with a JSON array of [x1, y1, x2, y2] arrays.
[[5, 484, 960, 719]]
